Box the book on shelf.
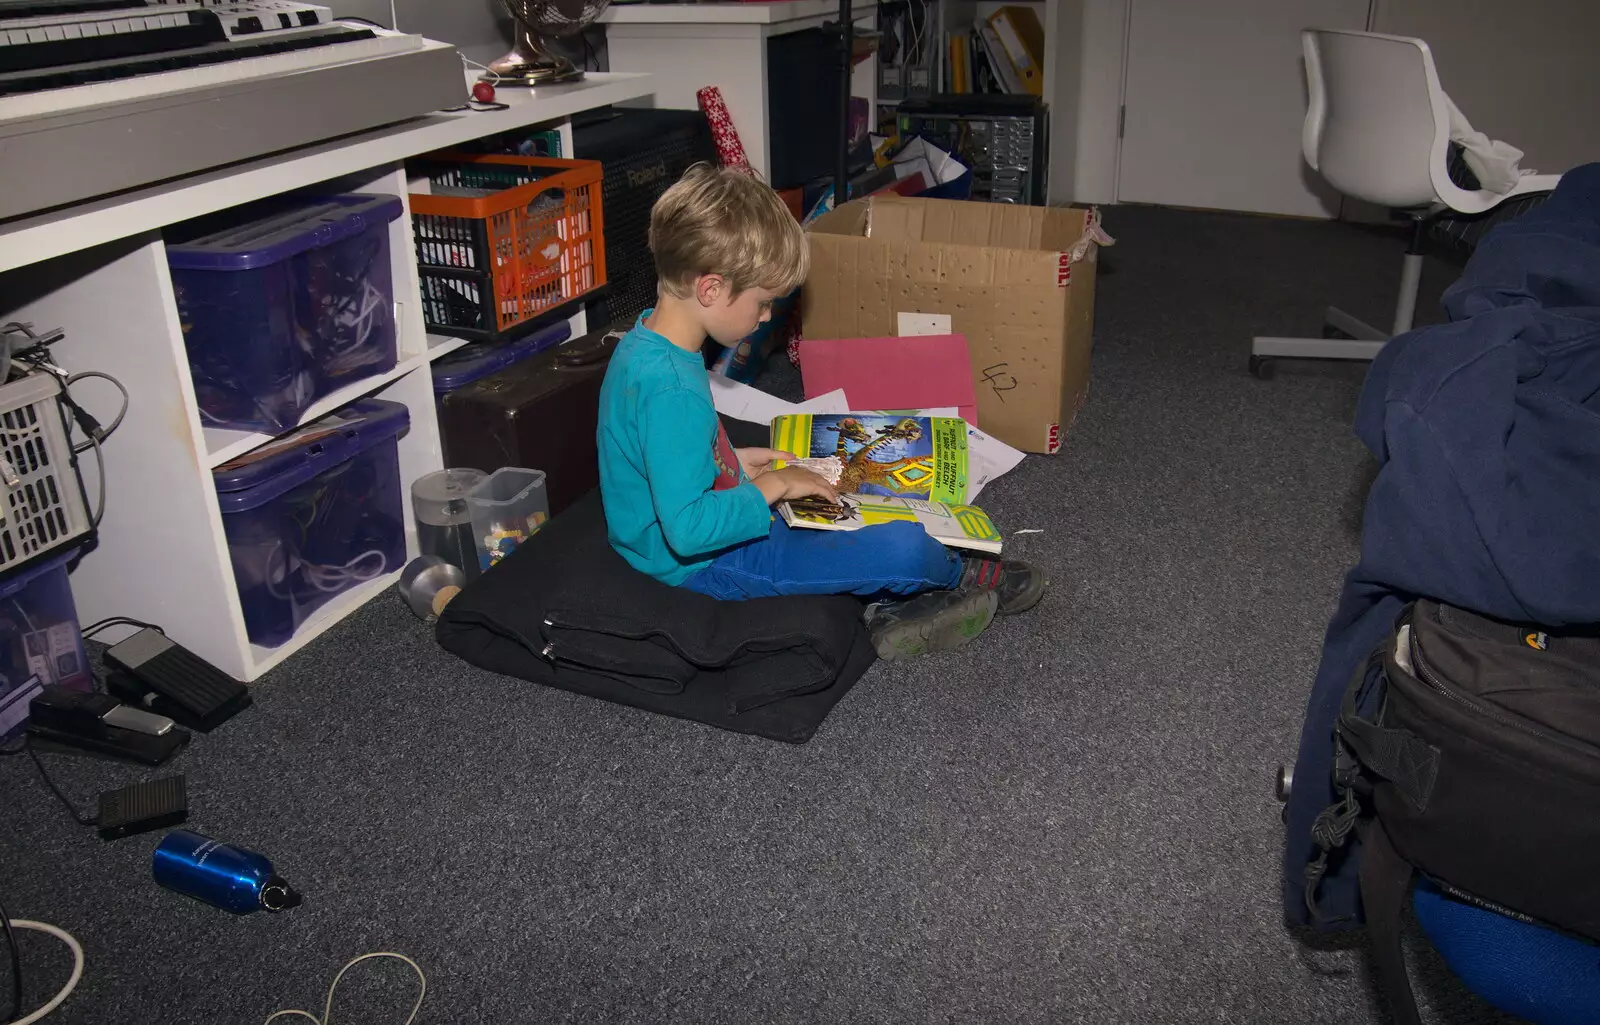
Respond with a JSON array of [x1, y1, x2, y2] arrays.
[[777, 494, 1003, 554], [977, 21, 1022, 94], [988, 6, 1044, 97], [938, 25, 1021, 96]]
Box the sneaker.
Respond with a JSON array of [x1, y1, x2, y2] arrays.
[[959, 557, 1048, 615], [864, 589, 998, 660]]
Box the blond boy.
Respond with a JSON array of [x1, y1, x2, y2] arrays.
[[596, 165, 1044, 658]]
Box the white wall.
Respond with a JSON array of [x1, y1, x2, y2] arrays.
[[1067, 0, 1599, 210], [1372, 0, 1600, 174], [331, 0, 513, 65], [1066, 0, 1126, 205], [1044, 0, 1084, 204]]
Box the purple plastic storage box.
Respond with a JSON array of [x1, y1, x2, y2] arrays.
[[168, 194, 404, 434], [213, 400, 409, 648], [0, 547, 92, 739]]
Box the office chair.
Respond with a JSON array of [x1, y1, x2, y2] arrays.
[[1249, 29, 1560, 376], [1412, 879, 1599, 1025]]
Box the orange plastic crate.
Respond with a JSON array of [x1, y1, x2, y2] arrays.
[[409, 153, 607, 340]]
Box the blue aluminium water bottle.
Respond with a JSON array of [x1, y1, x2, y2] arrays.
[[153, 830, 302, 914]]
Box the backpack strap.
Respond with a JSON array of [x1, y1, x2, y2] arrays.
[[1303, 650, 1384, 923], [1359, 820, 1421, 1025], [1337, 623, 1440, 814]]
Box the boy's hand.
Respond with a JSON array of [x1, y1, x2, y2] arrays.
[[753, 466, 840, 507], [735, 447, 796, 479]]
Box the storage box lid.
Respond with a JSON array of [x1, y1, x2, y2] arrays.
[[444, 328, 621, 411], [167, 194, 404, 272], [431, 321, 572, 395], [213, 399, 410, 512], [0, 546, 78, 601]]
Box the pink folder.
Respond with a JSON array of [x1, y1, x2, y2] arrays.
[[797, 334, 978, 423]]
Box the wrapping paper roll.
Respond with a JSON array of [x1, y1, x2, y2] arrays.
[[696, 86, 753, 174]]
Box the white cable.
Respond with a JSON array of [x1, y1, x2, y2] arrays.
[[296, 549, 389, 595], [9, 919, 84, 1025], [263, 952, 426, 1025], [64, 371, 130, 443], [458, 53, 502, 86]]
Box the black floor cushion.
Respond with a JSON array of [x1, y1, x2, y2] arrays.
[[435, 487, 876, 743]]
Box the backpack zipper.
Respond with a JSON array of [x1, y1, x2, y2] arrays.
[[1409, 627, 1600, 756]]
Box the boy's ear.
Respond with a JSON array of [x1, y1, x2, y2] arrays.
[[695, 273, 726, 308]]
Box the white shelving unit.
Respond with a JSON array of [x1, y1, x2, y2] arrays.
[[883, 0, 1082, 205], [599, 1, 878, 185], [0, 71, 653, 682]]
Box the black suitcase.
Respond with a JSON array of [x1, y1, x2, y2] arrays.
[[437, 328, 620, 518]]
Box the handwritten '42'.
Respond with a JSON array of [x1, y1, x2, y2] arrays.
[[982, 363, 1019, 401]]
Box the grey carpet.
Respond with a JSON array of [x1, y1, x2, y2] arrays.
[[0, 206, 1527, 1025]]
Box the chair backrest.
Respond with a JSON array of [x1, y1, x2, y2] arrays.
[[1302, 29, 1450, 209]]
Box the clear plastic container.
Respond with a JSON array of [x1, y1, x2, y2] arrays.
[[0, 547, 92, 739], [212, 400, 409, 648], [411, 468, 486, 581], [466, 468, 549, 572], [167, 193, 404, 433]]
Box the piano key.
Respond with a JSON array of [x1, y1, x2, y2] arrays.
[[0, 2, 146, 17], [0, 23, 425, 119], [0, 10, 221, 73]]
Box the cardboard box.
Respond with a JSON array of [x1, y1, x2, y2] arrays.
[[802, 196, 1102, 454]]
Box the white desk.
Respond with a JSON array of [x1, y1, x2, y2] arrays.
[[600, 1, 877, 184], [0, 71, 653, 682]]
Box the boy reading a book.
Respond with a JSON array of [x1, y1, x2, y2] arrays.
[[597, 165, 1045, 658]]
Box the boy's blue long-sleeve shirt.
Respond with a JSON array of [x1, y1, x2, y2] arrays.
[[597, 315, 771, 585]]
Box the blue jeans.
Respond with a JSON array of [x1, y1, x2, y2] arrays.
[[680, 518, 964, 601]]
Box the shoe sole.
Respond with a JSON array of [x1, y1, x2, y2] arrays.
[[872, 589, 999, 660], [997, 572, 1049, 616]]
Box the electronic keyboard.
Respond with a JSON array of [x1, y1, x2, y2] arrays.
[[0, 0, 466, 221]]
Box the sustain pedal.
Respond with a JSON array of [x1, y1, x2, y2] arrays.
[[27, 686, 190, 765], [104, 630, 250, 733], [98, 775, 189, 840]]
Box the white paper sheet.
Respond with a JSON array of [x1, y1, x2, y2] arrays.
[[708, 375, 849, 424], [964, 424, 1026, 504], [797, 389, 851, 415]]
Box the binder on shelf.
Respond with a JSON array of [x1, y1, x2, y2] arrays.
[[977, 21, 1022, 94], [987, 6, 1044, 97]]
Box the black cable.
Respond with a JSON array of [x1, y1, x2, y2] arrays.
[[0, 894, 21, 1025], [79, 616, 162, 641], [24, 740, 96, 827]]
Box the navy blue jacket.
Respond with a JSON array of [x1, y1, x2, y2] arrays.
[[1284, 163, 1600, 928]]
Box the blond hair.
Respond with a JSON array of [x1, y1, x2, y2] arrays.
[[648, 164, 808, 300]]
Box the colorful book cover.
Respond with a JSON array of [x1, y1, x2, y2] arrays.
[[778, 494, 1003, 555], [770, 414, 969, 504]]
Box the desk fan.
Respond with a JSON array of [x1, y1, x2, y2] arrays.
[[486, 0, 609, 86]]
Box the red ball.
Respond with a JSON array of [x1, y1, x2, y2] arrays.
[[472, 81, 496, 104]]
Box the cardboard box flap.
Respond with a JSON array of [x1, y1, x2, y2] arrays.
[[866, 195, 1049, 250], [1041, 205, 1113, 261], [814, 196, 1105, 263], [807, 200, 871, 238]]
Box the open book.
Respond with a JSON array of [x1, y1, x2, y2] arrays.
[[778, 494, 1003, 555], [770, 414, 969, 504]]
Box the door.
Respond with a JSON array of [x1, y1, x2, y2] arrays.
[[1116, 0, 1370, 217]]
